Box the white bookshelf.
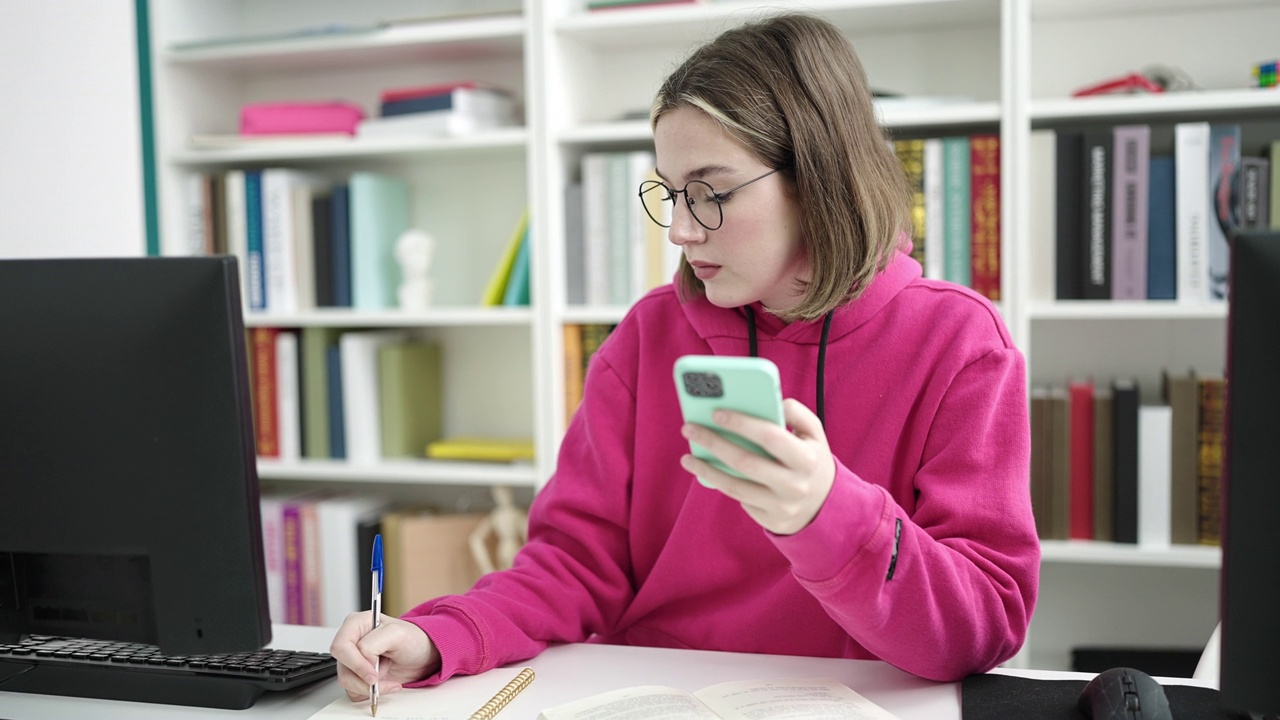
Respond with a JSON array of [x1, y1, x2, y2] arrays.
[[143, 0, 1278, 671]]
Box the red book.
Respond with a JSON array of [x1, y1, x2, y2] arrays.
[[379, 81, 477, 104], [969, 134, 1001, 301], [1069, 381, 1095, 540], [252, 326, 280, 458]]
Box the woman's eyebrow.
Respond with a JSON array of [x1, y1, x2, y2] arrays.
[[653, 164, 737, 183]]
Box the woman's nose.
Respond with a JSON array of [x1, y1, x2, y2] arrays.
[[667, 198, 705, 247]]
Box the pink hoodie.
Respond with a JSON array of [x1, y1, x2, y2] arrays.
[[403, 250, 1039, 683]]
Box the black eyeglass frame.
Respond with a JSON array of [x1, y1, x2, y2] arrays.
[[638, 168, 780, 231]]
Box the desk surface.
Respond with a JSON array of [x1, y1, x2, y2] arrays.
[[0, 625, 1212, 719]]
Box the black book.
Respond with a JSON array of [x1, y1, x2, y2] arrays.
[[1081, 129, 1113, 300], [312, 194, 334, 307], [1111, 378, 1140, 543], [1055, 131, 1084, 300]]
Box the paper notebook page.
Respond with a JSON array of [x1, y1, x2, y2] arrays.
[[538, 685, 719, 720], [694, 677, 901, 720], [306, 668, 527, 720]]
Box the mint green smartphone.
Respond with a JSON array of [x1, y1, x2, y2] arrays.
[[674, 355, 784, 483]]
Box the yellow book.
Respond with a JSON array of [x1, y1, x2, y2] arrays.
[[426, 436, 535, 462], [480, 208, 529, 306]]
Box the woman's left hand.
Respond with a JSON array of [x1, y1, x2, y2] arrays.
[[680, 398, 836, 535]]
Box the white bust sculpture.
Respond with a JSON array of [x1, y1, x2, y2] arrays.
[[395, 229, 435, 309]]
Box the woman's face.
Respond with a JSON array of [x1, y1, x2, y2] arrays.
[[654, 106, 809, 314]]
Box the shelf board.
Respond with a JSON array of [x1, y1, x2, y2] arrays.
[[1031, 0, 1273, 23], [560, 101, 999, 146], [1028, 301, 1227, 321], [169, 129, 527, 166], [257, 458, 539, 487], [557, 0, 999, 49], [1040, 540, 1221, 569], [244, 306, 534, 328], [1032, 88, 1280, 125], [562, 305, 629, 325], [163, 14, 526, 71]]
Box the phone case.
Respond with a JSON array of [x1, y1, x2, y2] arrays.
[[673, 355, 784, 483]]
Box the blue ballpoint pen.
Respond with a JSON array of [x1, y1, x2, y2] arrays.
[[370, 534, 383, 717]]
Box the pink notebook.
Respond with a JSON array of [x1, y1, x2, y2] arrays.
[[240, 101, 364, 135]]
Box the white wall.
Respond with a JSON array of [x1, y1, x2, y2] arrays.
[[0, 1, 145, 258]]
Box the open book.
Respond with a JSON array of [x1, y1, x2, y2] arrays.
[[538, 677, 901, 720]]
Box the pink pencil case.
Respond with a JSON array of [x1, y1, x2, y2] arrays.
[[240, 101, 365, 135]]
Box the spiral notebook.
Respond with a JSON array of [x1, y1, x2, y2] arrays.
[[307, 667, 534, 720]]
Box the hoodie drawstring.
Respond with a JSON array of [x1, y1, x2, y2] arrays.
[[744, 305, 833, 425]]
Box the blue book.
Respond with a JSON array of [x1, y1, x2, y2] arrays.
[[380, 94, 460, 117], [330, 184, 352, 307], [502, 226, 531, 306], [326, 344, 346, 459], [244, 170, 267, 310], [349, 173, 411, 310], [1146, 155, 1176, 300]]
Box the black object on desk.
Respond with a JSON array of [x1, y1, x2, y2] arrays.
[[0, 634, 335, 710], [961, 672, 1234, 720]]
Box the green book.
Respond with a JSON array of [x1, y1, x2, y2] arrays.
[[301, 327, 343, 458], [350, 172, 411, 310], [377, 340, 444, 458]]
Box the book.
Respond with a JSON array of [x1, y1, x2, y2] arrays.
[[275, 330, 301, 461], [894, 139, 926, 269], [307, 665, 535, 720], [349, 172, 411, 310], [329, 183, 352, 307], [1174, 122, 1210, 303], [1068, 380, 1094, 540], [969, 133, 1000, 301], [1197, 376, 1225, 545], [564, 182, 586, 304], [1165, 371, 1200, 545], [1054, 131, 1084, 300], [1137, 404, 1173, 547], [301, 327, 342, 459], [923, 138, 944, 280], [538, 677, 900, 720], [244, 169, 267, 310], [377, 340, 444, 458], [1081, 129, 1112, 300], [1110, 125, 1150, 300], [1237, 156, 1270, 230], [316, 494, 389, 627], [1146, 155, 1177, 300], [1206, 123, 1239, 301], [426, 437, 535, 462], [1091, 385, 1114, 542], [339, 330, 408, 463], [942, 135, 972, 287], [251, 327, 279, 457], [482, 209, 529, 306], [502, 223, 532, 306], [1111, 378, 1140, 544]]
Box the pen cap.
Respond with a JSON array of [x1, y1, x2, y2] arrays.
[[372, 533, 384, 593]]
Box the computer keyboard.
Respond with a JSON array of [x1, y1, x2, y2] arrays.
[[0, 634, 337, 709]]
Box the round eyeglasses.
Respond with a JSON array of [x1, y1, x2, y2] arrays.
[[638, 168, 779, 231]]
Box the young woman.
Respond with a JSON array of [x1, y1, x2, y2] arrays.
[[330, 11, 1039, 697]]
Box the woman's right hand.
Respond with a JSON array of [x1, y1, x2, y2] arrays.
[[329, 612, 441, 702]]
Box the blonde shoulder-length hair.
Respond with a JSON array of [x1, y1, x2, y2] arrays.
[[651, 12, 912, 322]]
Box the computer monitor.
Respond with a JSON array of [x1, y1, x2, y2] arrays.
[[1220, 230, 1280, 717], [0, 256, 270, 656]]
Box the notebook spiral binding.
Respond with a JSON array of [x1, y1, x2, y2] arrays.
[[469, 667, 536, 720]]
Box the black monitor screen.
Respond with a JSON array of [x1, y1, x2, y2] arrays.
[[1221, 231, 1280, 716], [0, 256, 269, 656]]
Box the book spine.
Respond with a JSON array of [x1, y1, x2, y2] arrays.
[[262, 169, 299, 313], [326, 344, 346, 459], [923, 137, 945, 280], [1206, 124, 1240, 301], [1137, 405, 1173, 547], [244, 170, 267, 310], [1055, 132, 1084, 300], [1146, 156, 1177, 300], [1166, 372, 1200, 545], [1174, 122, 1210, 303], [969, 134, 1001, 301], [1197, 377, 1225, 545], [282, 501, 303, 624], [606, 153, 632, 306], [330, 184, 352, 307], [275, 331, 301, 461], [895, 139, 926, 269], [1110, 125, 1149, 300], [1091, 387, 1114, 542], [1238, 156, 1270, 230], [1029, 387, 1050, 539], [1048, 387, 1070, 540], [311, 194, 334, 307], [252, 327, 279, 458], [1111, 380, 1140, 544], [1081, 130, 1112, 300], [301, 500, 323, 625], [942, 136, 971, 287], [1068, 381, 1094, 540]]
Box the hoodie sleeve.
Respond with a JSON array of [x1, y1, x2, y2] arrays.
[[398, 353, 638, 686], [770, 345, 1040, 682]]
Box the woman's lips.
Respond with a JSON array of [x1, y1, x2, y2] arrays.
[[690, 262, 720, 280]]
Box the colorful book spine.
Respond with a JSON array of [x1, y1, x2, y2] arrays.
[[1206, 124, 1240, 301], [244, 169, 267, 310], [1081, 130, 1112, 300], [1145, 155, 1177, 300], [894, 139, 927, 269], [252, 327, 279, 458], [1068, 381, 1094, 540], [969, 134, 1000, 301], [1109, 125, 1150, 300], [941, 136, 971, 287], [1197, 377, 1225, 545], [282, 500, 304, 624]]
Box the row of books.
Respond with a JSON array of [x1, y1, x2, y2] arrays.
[[562, 323, 617, 423], [1030, 372, 1224, 548], [249, 327, 443, 462], [1050, 123, 1279, 303], [356, 83, 518, 140], [893, 134, 1002, 301], [187, 169, 412, 312], [259, 492, 527, 626], [565, 150, 683, 306]]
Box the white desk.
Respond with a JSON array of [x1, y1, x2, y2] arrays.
[[0, 625, 1213, 719]]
